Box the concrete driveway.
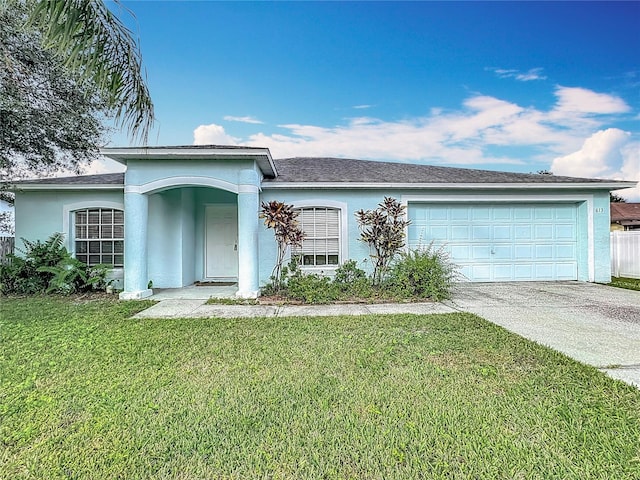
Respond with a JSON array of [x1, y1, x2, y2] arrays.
[[444, 282, 640, 387]]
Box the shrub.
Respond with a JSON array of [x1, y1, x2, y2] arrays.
[[333, 260, 373, 298], [355, 197, 410, 286], [281, 260, 339, 304], [0, 233, 110, 295], [259, 200, 305, 292], [386, 244, 459, 301]]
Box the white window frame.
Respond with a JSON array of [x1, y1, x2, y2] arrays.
[[63, 201, 125, 268], [72, 207, 125, 267], [291, 200, 348, 272]]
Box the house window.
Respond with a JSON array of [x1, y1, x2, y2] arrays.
[[74, 208, 124, 267], [292, 207, 340, 266]]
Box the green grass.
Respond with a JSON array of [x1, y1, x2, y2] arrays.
[[609, 276, 640, 291], [1, 297, 639, 479]]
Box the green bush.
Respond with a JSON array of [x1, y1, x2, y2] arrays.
[[386, 245, 459, 301], [334, 260, 373, 298], [282, 261, 339, 304], [0, 233, 110, 295]]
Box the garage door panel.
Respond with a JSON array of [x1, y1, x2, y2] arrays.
[[450, 245, 471, 261], [451, 225, 470, 240], [472, 245, 491, 259], [430, 226, 447, 239], [555, 206, 576, 220], [535, 245, 553, 260], [514, 208, 533, 220], [473, 208, 491, 221], [556, 244, 575, 259], [514, 244, 534, 259], [493, 264, 514, 280], [556, 263, 578, 279], [515, 225, 532, 240], [493, 245, 512, 259], [408, 203, 578, 282], [535, 207, 554, 220], [514, 264, 534, 280], [471, 265, 491, 281], [429, 208, 448, 221], [472, 226, 490, 240], [451, 207, 470, 221], [556, 224, 575, 239], [535, 264, 554, 279], [493, 225, 511, 239], [534, 224, 553, 239]]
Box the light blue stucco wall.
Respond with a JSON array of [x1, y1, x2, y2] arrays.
[[125, 159, 259, 193], [258, 187, 615, 286], [14, 190, 124, 251], [13, 182, 615, 290]]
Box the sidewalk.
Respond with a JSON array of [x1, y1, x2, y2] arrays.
[[133, 299, 455, 319]]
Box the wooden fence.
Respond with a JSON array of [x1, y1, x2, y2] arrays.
[[610, 231, 640, 279], [0, 236, 15, 264]]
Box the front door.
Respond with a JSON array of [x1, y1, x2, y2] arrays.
[[205, 205, 238, 279]]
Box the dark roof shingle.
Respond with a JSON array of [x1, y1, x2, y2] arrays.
[[11, 157, 630, 187], [611, 203, 640, 222], [265, 157, 615, 184]]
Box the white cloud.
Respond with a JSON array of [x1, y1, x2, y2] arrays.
[[552, 86, 630, 116], [193, 123, 239, 145], [490, 67, 547, 81], [352, 104, 373, 110], [551, 129, 639, 200], [80, 157, 126, 176], [191, 87, 635, 181], [223, 115, 263, 124]]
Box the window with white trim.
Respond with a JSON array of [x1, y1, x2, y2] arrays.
[[292, 207, 340, 266], [74, 208, 124, 267]]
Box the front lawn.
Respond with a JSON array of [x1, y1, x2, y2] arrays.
[[1, 297, 639, 479]]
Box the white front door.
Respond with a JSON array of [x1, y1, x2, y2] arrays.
[[205, 205, 238, 279]]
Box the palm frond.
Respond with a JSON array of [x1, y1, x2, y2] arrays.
[[28, 0, 155, 142]]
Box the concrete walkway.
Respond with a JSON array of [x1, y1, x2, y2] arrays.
[[134, 282, 640, 388]]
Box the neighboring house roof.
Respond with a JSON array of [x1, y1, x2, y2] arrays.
[[9, 156, 637, 191], [610, 203, 640, 227]]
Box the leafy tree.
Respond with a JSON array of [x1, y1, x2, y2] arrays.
[[355, 197, 410, 286], [1, 4, 106, 179], [610, 193, 626, 203], [1, 0, 154, 183], [28, 0, 154, 141], [260, 201, 305, 292]]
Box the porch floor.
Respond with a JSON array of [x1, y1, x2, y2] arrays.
[[148, 284, 238, 300]]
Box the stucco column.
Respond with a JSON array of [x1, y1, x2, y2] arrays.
[[236, 169, 260, 298], [119, 191, 153, 299]]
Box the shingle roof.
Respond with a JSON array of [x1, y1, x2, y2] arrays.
[[12, 173, 125, 185], [265, 157, 619, 184], [611, 203, 640, 222], [10, 157, 632, 187]]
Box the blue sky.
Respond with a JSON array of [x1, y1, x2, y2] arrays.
[[97, 1, 640, 199]]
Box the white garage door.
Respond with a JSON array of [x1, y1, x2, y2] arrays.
[[408, 203, 578, 282]]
